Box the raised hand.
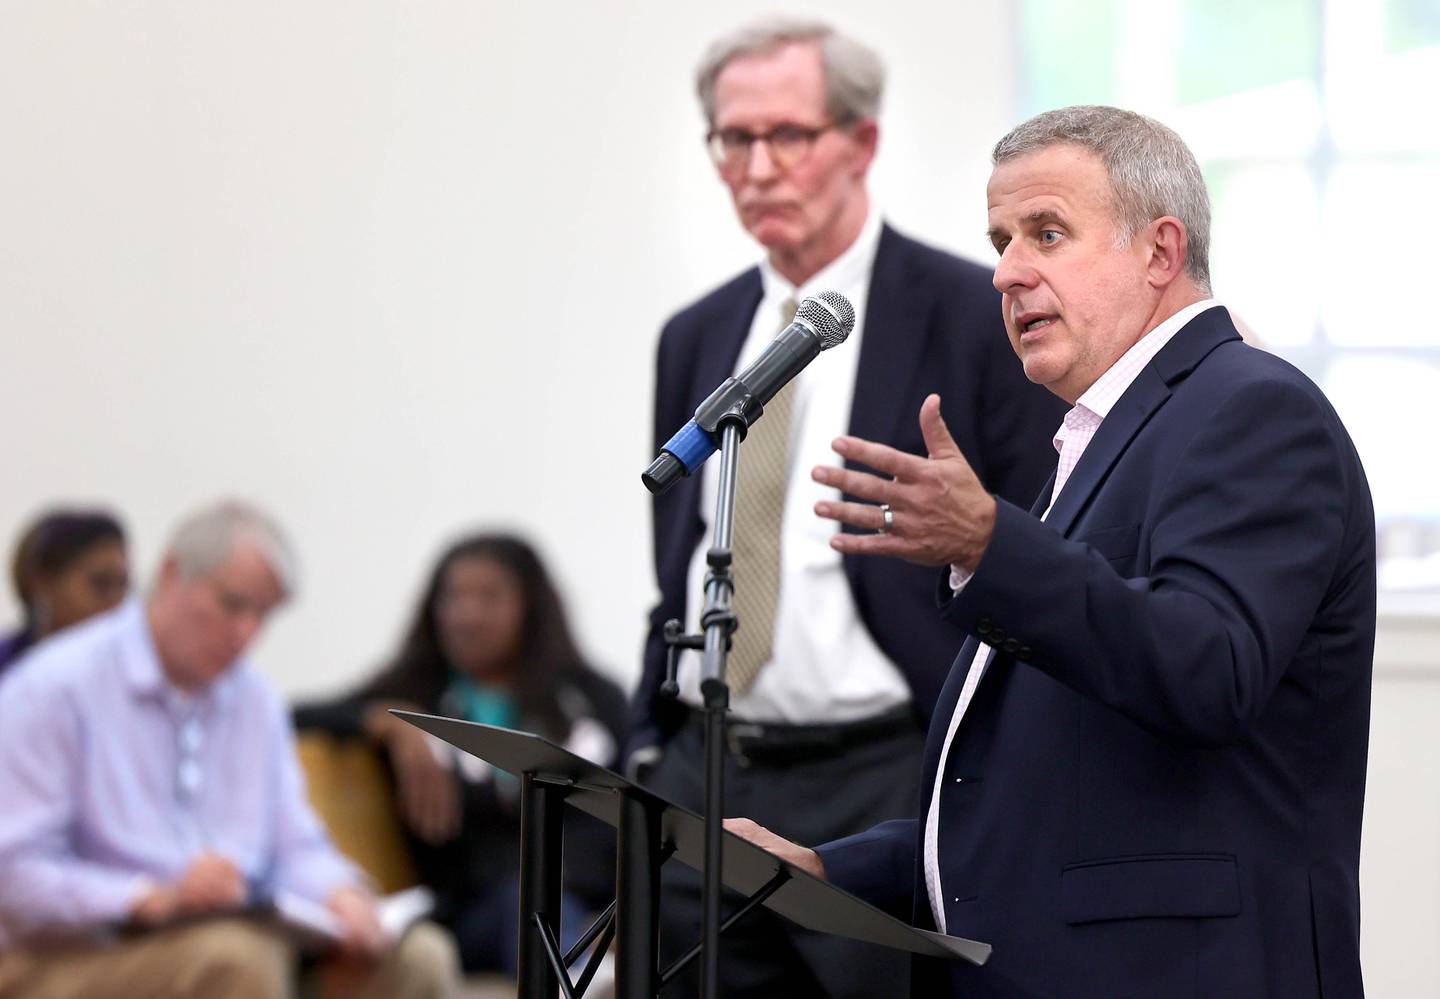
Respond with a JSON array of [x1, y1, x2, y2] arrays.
[[812, 394, 996, 571]]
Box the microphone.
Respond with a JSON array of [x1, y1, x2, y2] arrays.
[[642, 290, 855, 495]]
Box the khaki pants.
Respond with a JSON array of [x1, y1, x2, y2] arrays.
[[0, 918, 458, 999]]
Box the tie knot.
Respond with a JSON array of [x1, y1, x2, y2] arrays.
[[779, 297, 798, 330]]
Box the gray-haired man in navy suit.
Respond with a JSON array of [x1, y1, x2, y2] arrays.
[[730, 105, 1375, 999]]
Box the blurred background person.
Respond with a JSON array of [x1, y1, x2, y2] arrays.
[[0, 508, 129, 678], [0, 500, 457, 999], [296, 533, 626, 977]]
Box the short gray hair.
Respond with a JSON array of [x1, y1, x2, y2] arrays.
[[165, 499, 298, 598], [696, 16, 885, 129], [993, 105, 1212, 292]]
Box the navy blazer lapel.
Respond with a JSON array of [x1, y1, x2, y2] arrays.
[[698, 269, 763, 400], [671, 271, 761, 534], [846, 226, 931, 450], [1042, 367, 1170, 538], [1029, 470, 1057, 518], [1042, 306, 1239, 538]]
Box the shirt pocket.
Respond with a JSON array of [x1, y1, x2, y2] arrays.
[[1059, 853, 1241, 925]]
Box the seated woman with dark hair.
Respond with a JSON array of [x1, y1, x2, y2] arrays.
[[296, 533, 626, 976], [0, 507, 129, 677]]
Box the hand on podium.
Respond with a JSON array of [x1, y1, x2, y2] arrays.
[[723, 818, 826, 880]]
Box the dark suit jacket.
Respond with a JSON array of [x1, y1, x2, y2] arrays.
[[818, 307, 1376, 998], [630, 225, 1067, 751]]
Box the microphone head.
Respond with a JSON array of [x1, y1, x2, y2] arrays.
[[796, 291, 855, 350]]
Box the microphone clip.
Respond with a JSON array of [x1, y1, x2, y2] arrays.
[[692, 376, 765, 439]]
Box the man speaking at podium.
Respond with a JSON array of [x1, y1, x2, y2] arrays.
[[629, 16, 1064, 998], [730, 105, 1376, 998]]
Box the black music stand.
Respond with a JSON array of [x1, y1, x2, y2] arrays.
[[394, 711, 990, 999]]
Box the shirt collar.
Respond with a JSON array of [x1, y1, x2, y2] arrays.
[[1074, 298, 1219, 421], [1053, 299, 1220, 452], [116, 599, 165, 697], [758, 204, 883, 306]]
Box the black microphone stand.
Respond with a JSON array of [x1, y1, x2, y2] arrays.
[[696, 420, 743, 999], [646, 292, 853, 998], [659, 416, 747, 999]]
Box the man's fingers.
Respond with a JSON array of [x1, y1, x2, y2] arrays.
[[811, 465, 892, 503], [814, 499, 891, 533], [827, 529, 945, 564], [918, 395, 961, 460], [723, 817, 826, 881], [724, 817, 788, 852], [827, 531, 907, 557], [829, 435, 928, 479], [185, 855, 242, 900]]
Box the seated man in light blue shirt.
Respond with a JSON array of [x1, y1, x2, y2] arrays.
[[0, 500, 457, 999]]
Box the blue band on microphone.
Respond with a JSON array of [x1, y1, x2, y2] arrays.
[[662, 420, 717, 473]]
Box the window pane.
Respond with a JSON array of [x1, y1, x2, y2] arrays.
[[1322, 161, 1440, 347], [1324, 355, 1440, 520], [1177, 0, 1317, 104], [1386, 0, 1440, 53], [1208, 163, 1320, 346], [1327, 355, 1440, 589], [1327, 6, 1440, 155], [1175, 80, 1320, 160], [1020, 0, 1121, 111]]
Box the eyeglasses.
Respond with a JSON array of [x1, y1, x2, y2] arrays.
[[705, 122, 837, 175]]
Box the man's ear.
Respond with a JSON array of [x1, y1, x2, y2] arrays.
[[1146, 216, 1189, 289], [848, 118, 879, 177], [156, 554, 181, 588]]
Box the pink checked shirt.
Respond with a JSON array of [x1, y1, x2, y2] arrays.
[[924, 299, 1221, 933]]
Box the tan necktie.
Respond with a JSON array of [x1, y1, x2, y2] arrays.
[[727, 297, 798, 695]]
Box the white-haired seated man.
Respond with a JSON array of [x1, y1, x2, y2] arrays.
[[0, 500, 458, 999]]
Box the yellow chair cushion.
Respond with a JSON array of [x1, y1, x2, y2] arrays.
[[296, 732, 418, 894]]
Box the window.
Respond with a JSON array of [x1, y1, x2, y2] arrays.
[[1020, 0, 1440, 599]]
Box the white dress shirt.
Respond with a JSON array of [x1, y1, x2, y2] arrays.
[[675, 208, 912, 723], [923, 299, 1221, 932]]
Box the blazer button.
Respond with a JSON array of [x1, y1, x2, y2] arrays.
[[1019, 645, 1033, 660], [976, 618, 993, 637], [1003, 638, 1021, 655]]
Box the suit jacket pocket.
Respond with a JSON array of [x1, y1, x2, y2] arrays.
[[1076, 522, 1140, 563], [1059, 853, 1240, 924]]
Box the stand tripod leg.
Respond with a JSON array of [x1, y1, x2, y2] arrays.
[[615, 792, 661, 999], [519, 772, 566, 999]]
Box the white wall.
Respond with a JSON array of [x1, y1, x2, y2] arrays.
[[0, 1, 1016, 699], [1361, 610, 1440, 998]]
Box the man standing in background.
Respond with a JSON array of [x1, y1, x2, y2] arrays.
[[629, 17, 1064, 997]]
